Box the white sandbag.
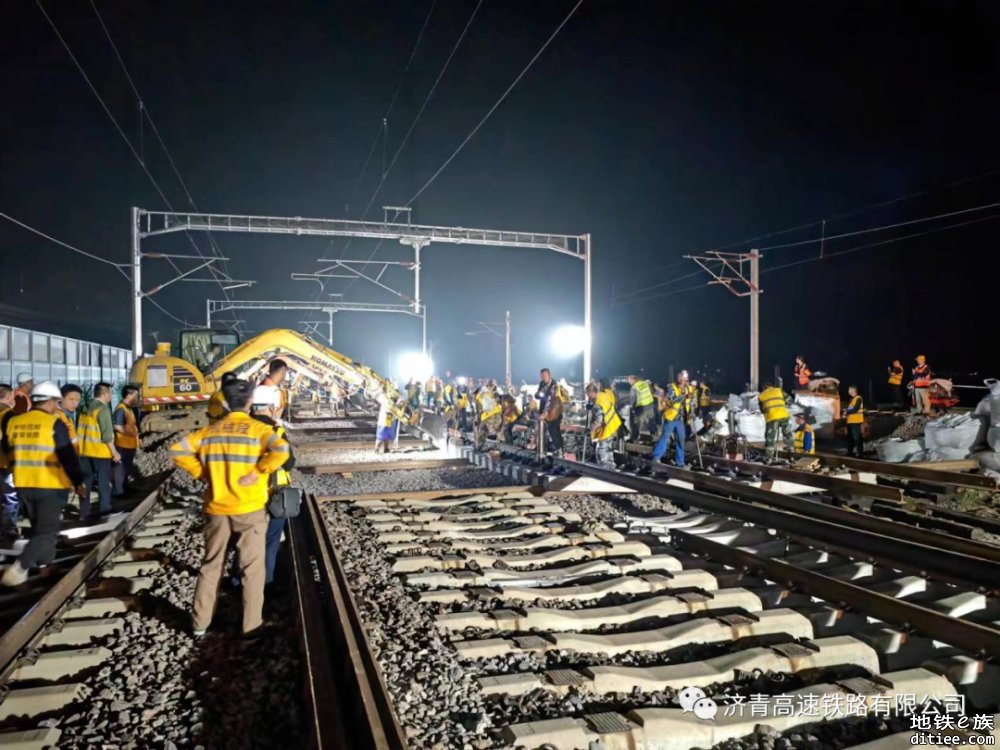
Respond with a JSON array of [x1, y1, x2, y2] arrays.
[[923, 412, 986, 452], [989, 426, 1000, 453], [907, 447, 971, 462], [735, 412, 765, 442], [975, 379, 1000, 427], [711, 406, 731, 437], [876, 438, 925, 463], [727, 394, 744, 412], [794, 393, 837, 427], [977, 451, 1000, 474]]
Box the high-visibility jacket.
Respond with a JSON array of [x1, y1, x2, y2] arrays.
[[913, 364, 931, 388], [846, 395, 865, 424], [592, 389, 622, 441], [632, 380, 654, 408], [114, 403, 139, 450], [273, 425, 291, 488], [794, 363, 812, 387], [794, 423, 815, 454], [502, 405, 522, 425], [170, 411, 290, 516], [6, 410, 73, 489], [0, 405, 11, 470], [55, 410, 79, 452], [443, 384, 456, 405], [698, 384, 711, 408], [888, 365, 903, 386], [759, 387, 789, 423], [480, 404, 501, 423], [79, 402, 113, 459], [207, 391, 229, 423], [660, 383, 689, 422]]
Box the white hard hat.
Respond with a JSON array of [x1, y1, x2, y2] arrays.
[[252, 385, 281, 408], [16, 372, 34, 386], [30, 381, 62, 401]]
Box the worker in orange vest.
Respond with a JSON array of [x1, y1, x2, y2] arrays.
[[887, 359, 904, 408], [793, 356, 812, 389], [843, 385, 865, 457], [911, 355, 932, 416]]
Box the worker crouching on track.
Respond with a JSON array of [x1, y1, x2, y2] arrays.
[[249, 385, 296, 586], [793, 412, 815, 454], [587, 383, 622, 469], [170, 380, 290, 638], [1, 382, 86, 586], [759, 381, 794, 460]]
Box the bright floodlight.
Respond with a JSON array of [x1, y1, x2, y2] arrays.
[[397, 351, 434, 382], [550, 325, 588, 358]]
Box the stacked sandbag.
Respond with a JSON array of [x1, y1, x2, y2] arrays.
[[973, 379, 1000, 476], [923, 412, 986, 455], [876, 438, 925, 463], [794, 392, 837, 428]]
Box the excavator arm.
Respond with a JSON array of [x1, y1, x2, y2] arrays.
[[206, 328, 399, 403]]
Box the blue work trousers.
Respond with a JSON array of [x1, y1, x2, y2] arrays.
[[264, 514, 287, 584], [651, 418, 686, 466]]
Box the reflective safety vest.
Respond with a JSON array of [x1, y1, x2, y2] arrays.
[[660, 383, 688, 422], [759, 387, 789, 423], [0, 405, 11, 470], [114, 403, 139, 450], [207, 391, 229, 423], [633, 380, 654, 408], [6, 410, 73, 489], [794, 423, 815, 454], [480, 404, 501, 423], [502, 406, 522, 425], [913, 364, 931, 388], [273, 426, 291, 488], [592, 389, 622, 442], [846, 395, 865, 424], [698, 384, 711, 408], [170, 411, 290, 515], [443, 384, 456, 405], [78, 402, 112, 459], [888, 365, 903, 386], [55, 410, 79, 452], [795, 363, 812, 387]]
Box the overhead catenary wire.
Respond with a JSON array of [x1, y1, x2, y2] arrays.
[[613, 211, 1000, 307], [405, 0, 585, 207], [88, 0, 239, 305], [0, 213, 193, 326]]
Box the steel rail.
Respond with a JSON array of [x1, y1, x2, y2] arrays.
[[672, 530, 1000, 658], [300, 494, 408, 750], [642, 446, 904, 503], [550, 459, 1000, 591], [0, 485, 161, 677], [619, 455, 1000, 564], [779, 450, 1000, 490]]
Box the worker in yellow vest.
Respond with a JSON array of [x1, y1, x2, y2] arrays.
[[1, 382, 86, 586], [113, 386, 140, 497], [0, 384, 20, 542], [887, 360, 904, 408], [759, 382, 794, 459], [170, 380, 290, 637], [652, 371, 691, 466], [500, 395, 523, 444], [587, 382, 622, 469], [793, 412, 815, 454], [78, 383, 120, 520], [207, 372, 239, 424], [626, 375, 656, 440], [57, 384, 82, 453], [844, 385, 865, 457], [249, 385, 296, 586]]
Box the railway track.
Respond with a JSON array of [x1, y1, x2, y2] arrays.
[[4, 414, 998, 749], [288, 423, 1000, 750]]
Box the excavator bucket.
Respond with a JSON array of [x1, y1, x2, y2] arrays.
[[417, 410, 449, 444]]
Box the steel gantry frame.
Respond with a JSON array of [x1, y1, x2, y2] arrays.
[[205, 299, 426, 352], [131, 208, 593, 382]]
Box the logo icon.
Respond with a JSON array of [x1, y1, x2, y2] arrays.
[[679, 686, 718, 721]]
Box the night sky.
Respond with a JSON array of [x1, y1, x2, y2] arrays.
[[2, 1, 998, 393]]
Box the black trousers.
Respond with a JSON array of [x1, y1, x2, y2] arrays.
[[544, 415, 563, 452], [114, 448, 136, 495], [18, 488, 68, 569], [81, 457, 112, 517], [846, 424, 864, 457]]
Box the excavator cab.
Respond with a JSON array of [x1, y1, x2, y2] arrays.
[[180, 329, 242, 372]]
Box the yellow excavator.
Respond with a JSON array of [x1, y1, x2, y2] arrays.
[[128, 328, 444, 439]]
